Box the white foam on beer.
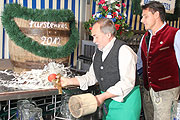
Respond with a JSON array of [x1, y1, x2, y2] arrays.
[[0, 62, 72, 90]]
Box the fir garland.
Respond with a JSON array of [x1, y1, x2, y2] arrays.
[[1, 3, 79, 59], [132, 0, 180, 21]]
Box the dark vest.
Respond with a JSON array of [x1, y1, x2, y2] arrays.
[[141, 24, 180, 91], [93, 39, 125, 91]]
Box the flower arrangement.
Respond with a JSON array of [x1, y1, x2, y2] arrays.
[[84, 0, 131, 40]]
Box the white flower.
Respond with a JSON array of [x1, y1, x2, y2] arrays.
[[96, 12, 102, 18], [123, 11, 127, 17], [106, 0, 117, 4], [106, 15, 112, 19], [115, 6, 120, 10], [110, 0, 117, 4], [109, 7, 112, 10], [116, 11, 119, 15]]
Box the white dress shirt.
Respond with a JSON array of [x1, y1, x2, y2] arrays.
[[76, 37, 137, 102]]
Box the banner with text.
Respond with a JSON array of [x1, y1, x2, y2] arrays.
[[141, 0, 176, 14]]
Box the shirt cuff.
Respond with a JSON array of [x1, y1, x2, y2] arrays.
[[107, 87, 124, 102], [75, 76, 89, 90]]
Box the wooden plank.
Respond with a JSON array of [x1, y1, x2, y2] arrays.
[[0, 88, 59, 101]]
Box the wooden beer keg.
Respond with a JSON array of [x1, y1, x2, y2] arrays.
[[1, 4, 79, 73], [68, 93, 97, 118], [9, 18, 70, 73]]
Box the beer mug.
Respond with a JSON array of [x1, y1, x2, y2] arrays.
[[29, 107, 43, 120], [17, 100, 31, 120]]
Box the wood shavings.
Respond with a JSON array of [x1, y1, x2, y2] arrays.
[[0, 62, 73, 90]]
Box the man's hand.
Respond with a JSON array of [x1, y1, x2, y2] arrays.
[[60, 77, 71, 87], [60, 77, 80, 87], [95, 94, 106, 106], [95, 92, 117, 106]]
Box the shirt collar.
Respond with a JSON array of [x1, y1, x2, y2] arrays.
[[101, 37, 116, 53], [148, 22, 166, 35]]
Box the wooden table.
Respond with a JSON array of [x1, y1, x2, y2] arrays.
[[0, 59, 60, 119], [0, 59, 59, 101]]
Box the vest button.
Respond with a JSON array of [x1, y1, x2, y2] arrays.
[[100, 66, 103, 69], [101, 78, 104, 81]]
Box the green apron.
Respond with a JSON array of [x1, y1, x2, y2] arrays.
[[102, 85, 141, 120]]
